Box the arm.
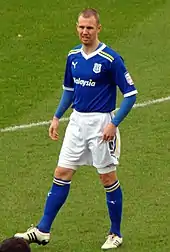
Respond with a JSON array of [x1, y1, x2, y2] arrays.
[[102, 95, 136, 141], [49, 55, 74, 140], [111, 95, 136, 126], [111, 56, 137, 126], [54, 90, 74, 119], [54, 54, 74, 119], [102, 56, 137, 141], [49, 90, 74, 141]]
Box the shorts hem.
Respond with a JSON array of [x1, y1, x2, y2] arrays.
[[57, 162, 78, 170], [97, 166, 117, 174], [93, 161, 119, 169]]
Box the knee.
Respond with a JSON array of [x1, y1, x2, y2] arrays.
[[54, 166, 75, 181], [99, 171, 118, 186]]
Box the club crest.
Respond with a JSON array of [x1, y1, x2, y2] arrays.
[[93, 63, 102, 73]]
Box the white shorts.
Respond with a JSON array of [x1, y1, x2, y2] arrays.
[[58, 110, 121, 174]]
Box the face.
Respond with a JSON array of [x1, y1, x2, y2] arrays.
[[77, 15, 101, 46]]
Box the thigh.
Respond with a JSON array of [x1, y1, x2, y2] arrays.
[[89, 116, 121, 169], [58, 112, 86, 169]]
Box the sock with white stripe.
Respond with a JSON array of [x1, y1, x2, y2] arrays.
[[105, 180, 123, 237], [37, 177, 71, 233]]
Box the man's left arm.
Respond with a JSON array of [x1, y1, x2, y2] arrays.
[[102, 95, 136, 141], [103, 56, 138, 141], [111, 95, 136, 126], [111, 56, 138, 126]]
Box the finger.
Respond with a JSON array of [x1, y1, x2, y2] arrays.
[[107, 136, 114, 141], [102, 134, 106, 141], [106, 134, 115, 141], [49, 131, 55, 138], [49, 130, 58, 140], [102, 134, 109, 141], [105, 136, 111, 142], [50, 134, 59, 141], [49, 127, 58, 137], [49, 127, 53, 136]]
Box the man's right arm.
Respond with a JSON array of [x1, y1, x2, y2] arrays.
[[54, 53, 74, 119], [49, 54, 74, 140], [54, 89, 74, 119], [49, 90, 74, 141]]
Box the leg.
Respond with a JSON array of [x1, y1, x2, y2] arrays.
[[99, 170, 123, 249], [14, 166, 75, 245], [14, 111, 83, 244], [37, 166, 75, 232], [99, 171, 122, 237], [85, 113, 122, 248]]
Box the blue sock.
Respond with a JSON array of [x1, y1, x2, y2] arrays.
[[37, 177, 71, 233], [105, 180, 123, 237]]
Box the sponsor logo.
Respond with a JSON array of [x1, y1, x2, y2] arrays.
[[73, 77, 96, 87], [93, 63, 102, 73], [108, 200, 116, 204], [72, 61, 78, 69], [125, 72, 134, 85]]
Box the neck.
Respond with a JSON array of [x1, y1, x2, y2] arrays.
[[82, 40, 101, 55]]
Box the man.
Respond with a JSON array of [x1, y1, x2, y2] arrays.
[[0, 237, 30, 252], [15, 8, 137, 249]]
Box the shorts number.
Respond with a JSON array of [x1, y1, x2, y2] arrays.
[[108, 136, 117, 156]]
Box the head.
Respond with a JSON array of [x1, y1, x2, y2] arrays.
[[77, 8, 102, 46], [0, 237, 30, 252]]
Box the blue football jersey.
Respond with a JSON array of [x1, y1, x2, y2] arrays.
[[63, 43, 137, 112]]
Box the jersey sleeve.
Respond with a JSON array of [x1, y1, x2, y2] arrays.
[[110, 56, 138, 97], [63, 56, 74, 91]]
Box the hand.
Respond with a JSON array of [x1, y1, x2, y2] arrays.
[[102, 123, 117, 142], [49, 117, 59, 141]]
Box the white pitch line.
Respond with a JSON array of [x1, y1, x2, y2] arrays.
[[133, 96, 170, 108], [0, 96, 170, 133]]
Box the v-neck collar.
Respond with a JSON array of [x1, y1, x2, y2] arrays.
[[80, 43, 106, 60]]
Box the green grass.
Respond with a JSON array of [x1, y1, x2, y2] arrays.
[[0, 0, 170, 252], [0, 0, 167, 127]]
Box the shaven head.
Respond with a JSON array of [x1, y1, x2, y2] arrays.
[[78, 8, 100, 25], [77, 8, 101, 47]]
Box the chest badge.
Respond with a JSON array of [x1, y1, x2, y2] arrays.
[[93, 63, 102, 73]]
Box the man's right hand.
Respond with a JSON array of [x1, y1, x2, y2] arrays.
[[49, 117, 59, 141]]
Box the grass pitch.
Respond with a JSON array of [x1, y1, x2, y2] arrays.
[[0, 1, 170, 251]]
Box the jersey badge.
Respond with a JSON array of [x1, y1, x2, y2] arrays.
[[93, 63, 102, 73], [125, 72, 134, 85]]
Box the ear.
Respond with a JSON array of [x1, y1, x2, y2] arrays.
[[76, 22, 79, 31], [98, 24, 102, 33]]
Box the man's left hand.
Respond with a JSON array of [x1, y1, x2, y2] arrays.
[[102, 123, 117, 141]]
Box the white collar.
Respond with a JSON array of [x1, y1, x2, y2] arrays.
[[80, 43, 106, 60]]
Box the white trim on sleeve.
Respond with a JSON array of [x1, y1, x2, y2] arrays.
[[62, 85, 74, 91], [124, 90, 138, 97]]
